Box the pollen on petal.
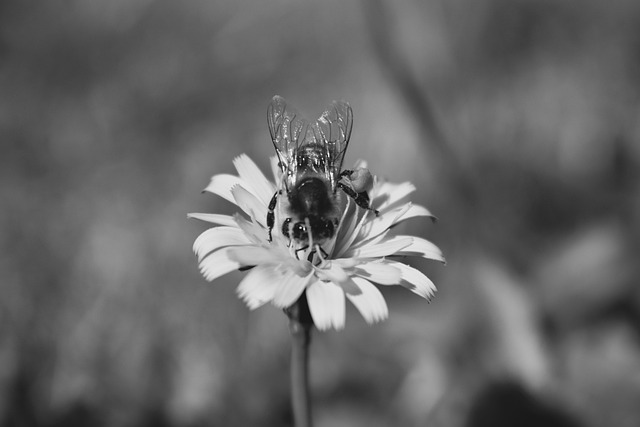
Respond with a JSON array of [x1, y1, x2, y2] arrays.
[[306, 281, 346, 331], [346, 277, 389, 324]]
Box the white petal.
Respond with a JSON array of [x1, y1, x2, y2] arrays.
[[393, 203, 436, 225], [233, 154, 276, 207], [187, 213, 237, 227], [387, 261, 437, 300], [333, 200, 370, 258], [356, 204, 412, 243], [346, 235, 413, 258], [236, 265, 281, 309], [314, 262, 350, 286], [354, 261, 402, 285], [356, 203, 435, 244], [371, 181, 415, 211], [352, 159, 368, 169], [231, 185, 267, 226], [277, 257, 314, 277], [198, 247, 242, 282], [272, 271, 312, 308], [347, 277, 389, 324], [306, 281, 346, 331], [193, 227, 252, 261], [233, 214, 267, 243], [227, 246, 283, 266], [203, 174, 243, 203], [395, 236, 446, 263]]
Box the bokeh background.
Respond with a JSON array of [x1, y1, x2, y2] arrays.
[[2, 0, 640, 426]]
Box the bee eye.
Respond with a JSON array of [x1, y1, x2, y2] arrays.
[[322, 220, 334, 238], [292, 222, 307, 241], [281, 218, 292, 237]]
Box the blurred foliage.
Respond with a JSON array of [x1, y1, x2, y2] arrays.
[[1, 0, 640, 426]]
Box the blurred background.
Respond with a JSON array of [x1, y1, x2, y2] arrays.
[[2, 0, 640, 426]]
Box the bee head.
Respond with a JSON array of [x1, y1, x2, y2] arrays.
[[282, 216, 336, 243]]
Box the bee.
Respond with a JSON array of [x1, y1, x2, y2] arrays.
[[266, 95, 378, 254]]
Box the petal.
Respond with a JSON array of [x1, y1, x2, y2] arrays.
[[386, 261, 437, 300], [236, 265, 281, 309], [352, 159, 368, 169], [306, 281, 346, 331], [203, 174, 243, 203], [355, 204, 413, 243], [233, 154, 276, 207], [315, 262, 350, 285], [277, 257, 314, 277], [233, 214, 267, 243], [393, 203, 436, 225], [193, 227, 252, 261], [198, 247, 242, 282], [371, 181, 416, 211], [395, 236, 446, 263], [187, 213, 237, 227], [346, 235, 413, 258], [272, 271, 312, 308], [333, 200, 370, 258], [227, 245, 283, 267], [346, 277, 389, 324], [354, 260, 402, 285], [232, 185, 267, 226]]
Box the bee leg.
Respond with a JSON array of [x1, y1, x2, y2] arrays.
[[337, 182, 379, 216], [267, 191, 278, 242], [339, 169, 353, 179], [316, 245, 328, 259]]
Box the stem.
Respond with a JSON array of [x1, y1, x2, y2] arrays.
[[286, 294, 313, 427]]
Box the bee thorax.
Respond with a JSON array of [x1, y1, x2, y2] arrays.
[[288, 177, 334, 215]]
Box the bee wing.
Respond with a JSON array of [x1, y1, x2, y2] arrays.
[[314, 100, 353, 191], [267, 95, 309, 189]]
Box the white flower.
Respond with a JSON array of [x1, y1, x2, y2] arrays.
[[189, 154, 444, 331]]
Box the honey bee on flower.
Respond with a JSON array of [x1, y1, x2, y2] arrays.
[[189, 96, 444, 330], [266, 95, 378, 262]]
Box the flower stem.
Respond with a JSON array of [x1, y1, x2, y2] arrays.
[[287, 293, 313, 427]]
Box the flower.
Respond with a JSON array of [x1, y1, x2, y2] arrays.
[[189, 154, 444, 330]]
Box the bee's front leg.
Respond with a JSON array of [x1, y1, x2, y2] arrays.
[[267, 191, 278, 242]]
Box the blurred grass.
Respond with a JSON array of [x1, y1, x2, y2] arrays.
[[1, 0, 640, 426]]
